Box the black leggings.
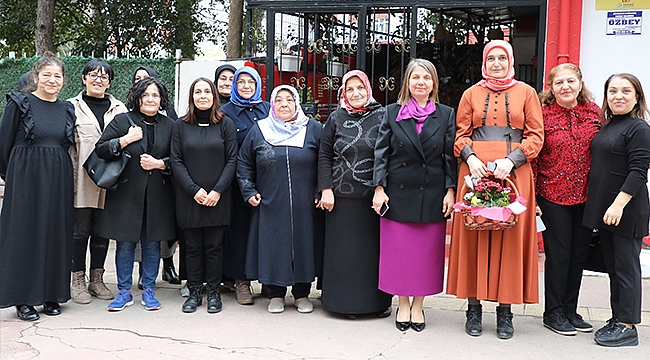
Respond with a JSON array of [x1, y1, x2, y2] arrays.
[[71, 208, 109, 272]]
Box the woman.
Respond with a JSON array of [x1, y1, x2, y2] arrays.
[[214, 63, 236, 105], [533, 63, 600, 335], [171, 78, 238, 313], [583, 73, 650, 347], [95, 77, 176, 312], [237, 85, 322, 314], [372, 59, 457, 332], [221, 66, 271, 305], [0, 53, 75, 320], [446, 40, 544, 339], [68, 59, 128, 304], [318, 70, 393, 318]]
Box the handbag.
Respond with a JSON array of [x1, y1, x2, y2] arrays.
[[83, 114, 136, 191], [584, 229, 608, 273]]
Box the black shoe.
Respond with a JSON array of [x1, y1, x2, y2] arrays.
[[162, 258, 181, 284], [566, 313, 593, 333], [543, 312, 577, 336], [137, 262, 144, 290], [595, 318, 617, 337], [496, 306, 514, 340], [595, 322, 638, 347], [182, 286, 203, 313], [219, 280, 236, 293], [16, 305, 39, 321], [410, 310, 426, 332], [206, 285, 222, 314], [395, 308, 410, 331], [43, 302, 61, 316], [465, 304, 482, 336]]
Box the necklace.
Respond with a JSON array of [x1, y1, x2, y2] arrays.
[[142, 119, 156, 125]]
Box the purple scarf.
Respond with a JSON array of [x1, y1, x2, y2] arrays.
[[395, 97, 437, 133]]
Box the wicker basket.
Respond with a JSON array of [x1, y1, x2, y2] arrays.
[[459, 177, 519, 231]]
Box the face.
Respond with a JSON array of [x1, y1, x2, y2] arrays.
[[345, 76, 368, 109], [217, 70, 234, 97], [193, 80, 214, 111], [551, 68, 582, 109], [83, 68, 110, 98], [134, 69, 150, 83], [139, 84, 161, 116], [273, 90, 296, 122], [485, 47, 509, 78], [35, 65, 64, 98], [408, 66, 434, 101], [236, 73, 257, 100], [607, 77, 638, 115]]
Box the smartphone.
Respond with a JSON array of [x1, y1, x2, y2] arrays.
[[379, 202, 389, 217]]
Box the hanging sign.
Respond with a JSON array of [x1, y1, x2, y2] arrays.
[[597, 0, 650, 10], [606, 11, 643, 35]]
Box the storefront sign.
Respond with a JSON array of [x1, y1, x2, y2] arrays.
[[606, 11, 643, 35], [597, 0, 650, 10]]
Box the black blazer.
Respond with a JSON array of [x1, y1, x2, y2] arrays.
[[373, 102, 457, 223]]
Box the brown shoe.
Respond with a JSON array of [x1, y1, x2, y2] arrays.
[[235, 279, 254, 305], [88, 268, 114, 300], [70, 271, 91, 304]]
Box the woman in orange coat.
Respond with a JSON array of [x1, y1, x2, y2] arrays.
[[446, 40, 544, 340]]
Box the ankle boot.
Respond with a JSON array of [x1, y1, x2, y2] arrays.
[[496, 306, 514, 339], [182, 285, 203, 313], [70, 271, 92, 304], [137, 262, 144, 290], [88, 268, 114, 300], [235, 279, 253, 305], [162, 257, 181, 284], [465, 304, 482, 336], [206, 285, 223, 313]]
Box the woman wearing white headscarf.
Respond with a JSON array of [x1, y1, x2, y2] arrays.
[[237, 85, 322, 314]]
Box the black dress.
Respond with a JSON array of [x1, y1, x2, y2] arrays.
[[317, 105, 393, 314], [0, 92, 75, 307]]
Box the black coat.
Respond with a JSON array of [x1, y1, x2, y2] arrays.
[[94, 111, 176, 242], [373, 103, 457, 223]]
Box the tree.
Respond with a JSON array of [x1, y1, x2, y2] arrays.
[[226, 0, 244, 58], [35, 0, 54, 54]]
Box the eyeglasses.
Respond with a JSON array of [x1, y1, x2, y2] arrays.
[[236, 80, 257, 87], [87, 73, 110, 82]]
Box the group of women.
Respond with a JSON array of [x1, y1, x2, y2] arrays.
[[0, 40, 648, 348]]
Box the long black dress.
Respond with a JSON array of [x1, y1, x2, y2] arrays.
[[0, 92, 75, 307], [317, 105, 393, 314]]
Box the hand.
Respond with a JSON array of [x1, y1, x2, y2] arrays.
[[492, 158, 515, 180], [318, 188, 335, 212], [603, 203, 624, 226], [248, 193, 261, 207], [442, 188, 455, 217], [535, 206, 543, 216], [122, 125, 143, 147], [467, 155, 487, 179], [203, 190, 221, 207], [194, 188, 208, 205], [372, 186, 389, 215], [140, 154, 164, 171]]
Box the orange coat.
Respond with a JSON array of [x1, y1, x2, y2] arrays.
[[446, 83, 543, 304]]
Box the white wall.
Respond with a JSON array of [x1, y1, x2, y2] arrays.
[[581, 0, 650, 105]]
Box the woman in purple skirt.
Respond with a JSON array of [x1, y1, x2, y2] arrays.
[[372, 58, 457, 332]]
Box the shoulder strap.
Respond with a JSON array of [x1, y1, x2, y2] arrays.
[[124, 112, 137, 127]]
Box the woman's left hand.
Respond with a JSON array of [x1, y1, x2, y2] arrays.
[[140, 154, 165, 171], [442, 189, 455, 217], [491, 158, 514, 180], [202, 190, 221, 207], [603, 204, 624, 226]]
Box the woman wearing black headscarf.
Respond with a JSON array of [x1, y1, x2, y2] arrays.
[[214, 64, 237, 105]]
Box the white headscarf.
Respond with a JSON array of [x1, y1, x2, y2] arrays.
[[257, 85, 310, 147]]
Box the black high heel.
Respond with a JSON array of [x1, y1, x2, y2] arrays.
[[395, 308, 411, 331], [411, 310, 426, 332]]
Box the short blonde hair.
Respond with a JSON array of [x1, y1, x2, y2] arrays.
[[397, 58, 439, 105]]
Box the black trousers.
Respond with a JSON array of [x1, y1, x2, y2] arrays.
[[183, 226, 225, 288], [538, 196, 592, 317], [267, 283, 311, 299], [599, 229, 642, 324], [72, 208, 109, 272]]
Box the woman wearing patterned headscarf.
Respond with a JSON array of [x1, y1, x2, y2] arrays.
[[237, 85, 322, 314], [446, 40, 544, 339], [318, 70, 392, 319], [220, 66, 271, 305]]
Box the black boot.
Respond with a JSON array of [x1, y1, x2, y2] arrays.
[[162, 257, 181, 284], [182, 285, 203, 313], [465, 304, 482, 336], [496, 306, 514, 339], [206, 285, 222, 314], [137, 262, 144, 290]]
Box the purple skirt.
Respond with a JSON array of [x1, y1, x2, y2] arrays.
[[378, 218, 446, 296]]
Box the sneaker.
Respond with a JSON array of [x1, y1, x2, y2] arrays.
[[543, 313, 577, 336], [595, 322, 638, 347], [107, 289, 134, 311], [566, 313, 593, 332], [141, 288, 161, 310], [294, 298, 313, 313], [268, 298, 286, 313], [180, 282, 190, 297], [595, 318, 617, 337]]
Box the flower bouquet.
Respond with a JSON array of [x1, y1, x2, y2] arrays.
[[453, 176, 527, 231]]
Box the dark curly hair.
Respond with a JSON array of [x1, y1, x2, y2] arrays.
[[126, 77, 169, 112]]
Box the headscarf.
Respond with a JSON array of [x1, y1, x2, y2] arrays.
[[257, 85, 310, 147], [230, 66, 263, 107], [340, 70, 377, 115], [131, 65, 158, 84], [478, 40, 520, 91], [214, 63, 237, 105], [396, 97, 437, 134]]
